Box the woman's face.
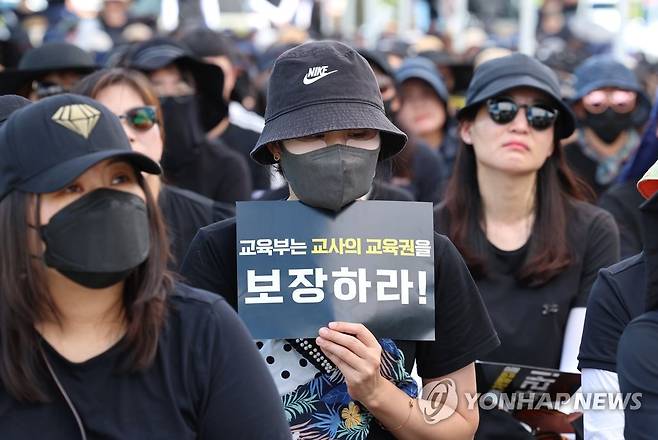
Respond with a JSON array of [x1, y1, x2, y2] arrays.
[[95, 83, 164, 164], [148, 64, 194, 97], [397, 79, 446, 136], [460, 87, 556, 176], [37, 159, 144, 226], [275, 129, 381, 155]]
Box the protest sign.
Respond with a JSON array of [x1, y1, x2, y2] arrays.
[[236, 200, 435, 340]]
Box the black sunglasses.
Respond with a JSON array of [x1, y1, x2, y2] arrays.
[[486, 98, 558, 130], [117, 106, 158, 131]]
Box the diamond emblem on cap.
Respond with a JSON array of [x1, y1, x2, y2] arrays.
[[51, 104, 101, 139]]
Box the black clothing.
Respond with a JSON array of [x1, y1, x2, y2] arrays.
[[179, 217, 500, 386], [163, 138, 252, 204], [435, 201, 620, 369], [219, 123, 271, 191], [617, 310, 658, 440], [578, 253, 646, 372], [255, 180, 415, 202], [564, 141, 610, 197], [158, 184, 234, 269], [599, 181, 646, 259], [0, 284, 292, 440]]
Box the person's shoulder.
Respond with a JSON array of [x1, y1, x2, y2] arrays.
[[162, 184, 216, 211], [568, 199, 617, 231], [619, 310, 658, 361], [604, 252, 645, 277], [591, 253, 646, 316], [370, 181, 415, 201], [199, 216, 237, 237], [170, 282, 225, 306]]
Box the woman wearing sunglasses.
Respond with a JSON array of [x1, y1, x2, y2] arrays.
[[564, 55, 651, 198], [433, 54, 620, 436], [73, 68, 233, 269], [0, 94, 290, 439]]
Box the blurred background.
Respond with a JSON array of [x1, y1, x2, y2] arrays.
[[4, 0, 658, 107]]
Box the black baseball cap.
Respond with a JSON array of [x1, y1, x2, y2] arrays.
[[457, 53, 575, 139], [0, 95, 31, 125], [0, 94, 161, 201], [0, 42, 98, 96], [251, 40, 407, 165]]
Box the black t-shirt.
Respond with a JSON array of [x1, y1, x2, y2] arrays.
[[179, 217, 500, 381], [578, 253, 647, 372], [158, 184, 234, 269], [617, 310, 658, 439], [434, 200, 620, 369], [599, 181, 646, 259], [219, 123, 271, 191], [0, 284, 292, 439], [564, 141, 609, 198], [164, 138, 252, 204]]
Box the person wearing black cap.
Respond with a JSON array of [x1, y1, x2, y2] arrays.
[[181, 40, 500, 440], [120, 37, 252, 203], [73, 67, 234, 269], [179, 27, 271, 192], [433, 53, 620, 437], [0, 42, 97, 100], [0, 93, 290, 439], [564, 55, 651, 198], [0, 94, 31, 125], [392, 57, 457, 202]]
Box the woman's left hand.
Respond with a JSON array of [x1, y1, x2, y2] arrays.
[[316, 322, 384, 405]]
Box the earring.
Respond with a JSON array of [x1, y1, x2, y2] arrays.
[[273, 152, 281, 162]]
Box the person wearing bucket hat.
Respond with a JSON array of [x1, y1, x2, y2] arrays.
[[598, 89, 658, 259], [0, 93, 291, 439], [564, 55, 652, 198], [119, 37, 252, 203], [179, 28, 271, 192], [433, 53, 620, 437], [181, 40, 500, 440], [0, 42, 98, 100], [579, 160, 658, 440], [395, 56, 459, 201]]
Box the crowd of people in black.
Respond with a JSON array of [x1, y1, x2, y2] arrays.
[[0, 2, 658, 440]]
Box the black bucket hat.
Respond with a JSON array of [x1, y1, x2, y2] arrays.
[[0, 42, 98, 96], [120, 37, 227, 130], [251, 40, 408, 165], [0, 94, 161, 202], [572, 55, 651, 125], [457, 53, 575, 139]]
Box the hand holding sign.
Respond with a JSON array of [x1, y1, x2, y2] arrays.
[[316, 322, 384, 405]]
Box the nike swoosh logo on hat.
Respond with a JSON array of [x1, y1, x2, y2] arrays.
[[303, 68, 338, 85]]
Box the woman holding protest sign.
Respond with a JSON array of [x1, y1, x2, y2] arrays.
[[181, 40, 500, 439], [433, 54, 620, 437], [0, 94, 290, 439]]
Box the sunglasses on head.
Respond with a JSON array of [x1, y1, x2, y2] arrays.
[[117, 106, 158, 131], [486, 98, 559, 130]]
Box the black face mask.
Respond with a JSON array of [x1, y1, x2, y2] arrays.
[[159, 95, 206, 173], [39, 188, 150, 289], [584, 109, 634, 144]]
